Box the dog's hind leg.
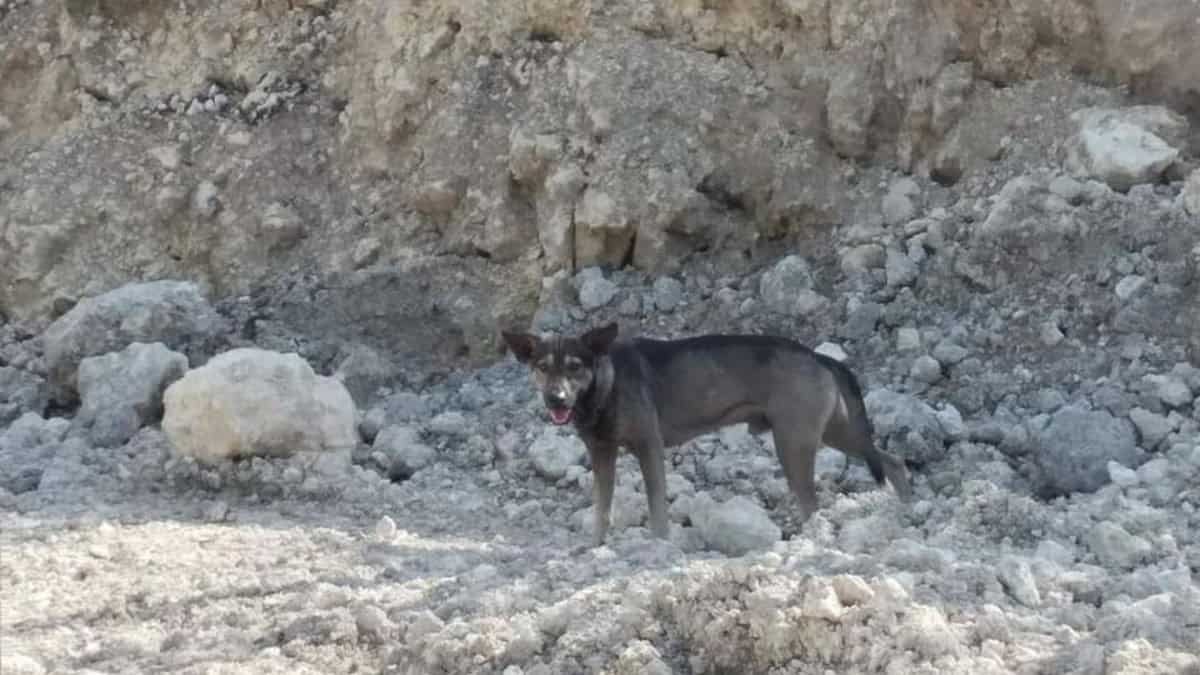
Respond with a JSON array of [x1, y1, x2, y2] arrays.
[[771, 425, 822, 523], [587, 441, 618, 546]]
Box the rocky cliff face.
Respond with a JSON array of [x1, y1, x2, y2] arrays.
[[3, 0, 1197, 371]]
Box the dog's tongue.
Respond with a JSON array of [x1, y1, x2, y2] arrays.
[[548, 407, 572, 425]]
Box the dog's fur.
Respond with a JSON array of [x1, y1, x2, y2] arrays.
[[501, 322, 912, 546]]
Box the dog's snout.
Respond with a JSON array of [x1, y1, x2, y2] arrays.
[[544, 391, 567, 407]]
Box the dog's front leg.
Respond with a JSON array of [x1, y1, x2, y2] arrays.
[[587, 440, 618, 547], [633, 439, 670, 540]]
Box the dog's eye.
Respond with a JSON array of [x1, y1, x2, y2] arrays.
[[566, 361, 583, 373]]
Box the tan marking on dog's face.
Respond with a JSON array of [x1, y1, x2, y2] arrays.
[[526, 340, 596, 409]]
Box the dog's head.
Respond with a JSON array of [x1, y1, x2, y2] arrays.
[[501, 322, 620, 426]]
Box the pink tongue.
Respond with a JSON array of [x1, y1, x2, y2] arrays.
[[549, 408, 572, 425]]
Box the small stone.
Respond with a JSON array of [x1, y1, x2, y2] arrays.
[[577, 272, 618, 311], [910, 355, 943, 384], [760, 255, 826, 316], [1086, 521, 1152, 570], [1182, 168, 1200, 216], [355, 605, 395, 643], [844, 301, 884, 339], [429, 411, 470, 437], [882, 178, 920, 226], [690, 494, 781, 556], [1115, 275, 1148, 301], [932, 341, 968, 365], [885, 248, 919, 288], [527, 427, 586, 480], [814, 342, 847, 362], [896, 327, 922, 352], [1107, 461, 1140, 488], [352, 237, 382, 268], [375, 515, 398, 541], [374, 425, 436, 480], [652, 277, 684, 312], [191, 181, 220, 219], [1147, 375, 1193, 409], [1135, 457, 1171, 485], [1128, 407, 1173, 449], [1040, 321, 1065, 347], [996, 557, 1041, 607], [935, 405, 967, 441]]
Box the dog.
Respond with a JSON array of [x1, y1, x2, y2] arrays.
[[501, 322, 913, 546]]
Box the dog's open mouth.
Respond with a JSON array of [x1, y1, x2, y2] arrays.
[[548, 406, 573, 425]]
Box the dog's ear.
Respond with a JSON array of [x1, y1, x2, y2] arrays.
[[501, 330, 539, 364], [581, 322, 619, 355]]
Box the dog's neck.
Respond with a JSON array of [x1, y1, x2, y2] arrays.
[[573, 355, 614, 430]]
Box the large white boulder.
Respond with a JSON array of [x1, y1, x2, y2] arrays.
[[1065, 106, 1186, 192], [162, 348, 357, 462]]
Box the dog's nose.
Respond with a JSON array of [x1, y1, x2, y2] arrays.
[[545, 392, 567, 407]]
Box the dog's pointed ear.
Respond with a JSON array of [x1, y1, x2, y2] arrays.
[[501, 330, 539, 364], [581, 321, 619, 355]]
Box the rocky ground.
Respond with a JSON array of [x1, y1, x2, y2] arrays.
[[3, 1, 1200, 674]]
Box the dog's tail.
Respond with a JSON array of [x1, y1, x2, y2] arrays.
[[814, 352, 913, 500]]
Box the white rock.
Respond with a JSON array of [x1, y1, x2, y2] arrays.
[[1182, 168, 1200, 216], [1107, 460, 1140, 488], [814, 342, 847, 362], [996, 556, 1041, 607], [689, 493, 781, 556], [162, 348, 358, 462], [1065, 106, 1186, 191], [935, 405, 967, 441], [1114, 275, 1148, 301], [527, 427, 586, 480]]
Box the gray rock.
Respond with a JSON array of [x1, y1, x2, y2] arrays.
[[997, 557, 1041, 607], [334, 344, 401, 407], [0, 413, 71, 494], [910, 355, 943, 384], [844, 301, 884, 339], [1145, 374, 1194, 409], [42, 280, 224, 402], [355, 605, 396, 644], [1086, 521, 1152, 570], [1182, 168, 1200, 216], [760, 255, 826, 316], [1114, 275, 1148, 301], [361, 392, 430, 442], [882, 178, 920, 226], [1033, 405, 1140, 494], [932, 340, 969, 365], [864, 389, 947, 464], [576, 268, 618, 311], [76, 342, 189, 447], [1128, 407, 1174, 449], [885, 248, 920, 288], [0, 366, 46, 427], [528, 427, 586, 480], [429, 411, 471, 438], [162, 348, 358, 462], [1107, 461, 1140, 488], [1135, 457, 1171, 485], [895, 327, 922, 352], [374, 425, 436, 480], [690, 493, 780, 556], [1065, 106, 1186, 192], [935, 405, 967, 441], [652, 276, 684, 312]]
